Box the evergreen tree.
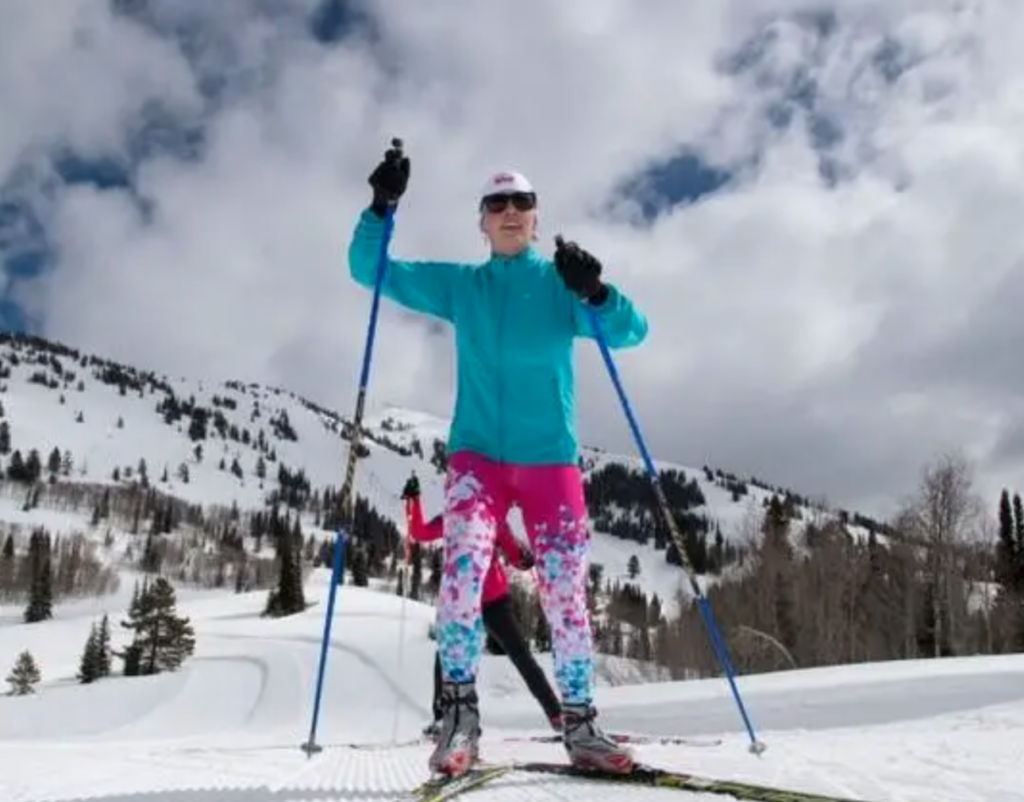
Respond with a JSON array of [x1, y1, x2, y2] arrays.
[[263, 510, 305, 616], [996, 489, 1017, 591], [0, 534, 14, 598], [23, 529, 53, 623], [6, 449, 25, 481], [1014, 493, 1024, 595], [47, 447, 61, 477], [0, 420, 10, 455], [120, 577, 196, 675], [350, 544, 370, 587], [24, 449, 42, 483], [78, 623, 103, 683], [6, 650, 41, 695], [96, 613, 112, 678]]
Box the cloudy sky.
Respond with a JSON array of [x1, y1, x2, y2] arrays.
[[2, 0, 1023, 520]]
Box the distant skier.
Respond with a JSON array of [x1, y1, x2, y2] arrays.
[[350, 141, 648, 777], [400, 474, 562, 739]]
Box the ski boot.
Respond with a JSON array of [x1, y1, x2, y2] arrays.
[[561, 703, 634, 774], [428, 680, 482, 777]]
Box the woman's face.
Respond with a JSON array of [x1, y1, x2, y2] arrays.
[[480, 192, 538, 256]]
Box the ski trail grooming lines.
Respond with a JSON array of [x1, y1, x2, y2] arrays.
[[564, 238, 766, 756], [301, 138, 404, 758]]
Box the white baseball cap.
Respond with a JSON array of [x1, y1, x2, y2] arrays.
[[479, 170, 535, 199]]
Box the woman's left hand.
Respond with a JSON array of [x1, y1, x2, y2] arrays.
[[554, 235, 608, 304]]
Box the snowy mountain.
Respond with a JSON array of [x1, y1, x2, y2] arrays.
[[0, 331, 882, 611]]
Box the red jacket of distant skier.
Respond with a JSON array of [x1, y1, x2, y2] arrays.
[[404, 495, 527, 605]]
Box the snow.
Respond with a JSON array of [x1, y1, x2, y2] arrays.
[[2, 568, 1024, 801]]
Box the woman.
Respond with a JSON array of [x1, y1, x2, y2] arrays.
[[350, 142, 648, 777], [400, 474, 563, 738]]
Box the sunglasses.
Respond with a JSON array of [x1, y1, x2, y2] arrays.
[[481, 192, 537, 214]]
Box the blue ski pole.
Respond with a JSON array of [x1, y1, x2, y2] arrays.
[[581, 295, 766, 756], [302, 532, 346, 756], [301, 138, 403, 757]]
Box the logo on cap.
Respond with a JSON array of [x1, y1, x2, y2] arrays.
[[493, 173, 515, 185]]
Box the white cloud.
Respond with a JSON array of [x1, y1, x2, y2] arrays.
[[3, 0, 1024, 518]]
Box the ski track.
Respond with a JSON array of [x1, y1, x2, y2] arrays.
[[0, 741, 738, 802], [5, 583, 1024, 802]]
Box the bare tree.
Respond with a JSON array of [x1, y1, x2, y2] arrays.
[[898, 451, 984, 656]]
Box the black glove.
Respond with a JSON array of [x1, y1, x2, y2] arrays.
[[554, 235, 608, 305], [517, 549, 536, 570], [401, 474, 420, 500], [368, 138, 409, 218]]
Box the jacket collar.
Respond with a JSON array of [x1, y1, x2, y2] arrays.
[[485, 246, 545, 270]]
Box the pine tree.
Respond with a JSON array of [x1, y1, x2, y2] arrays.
[[78, 623, 102, 683], [263, 510, 305, 616], [120, 579, 148, 676], [6, 650, 41, 695], [350, 544, 370, 587], [996, 489, 1017, 591], [0, 534, 14, 598], [120, 577, 196, 675], [1014, 493, 1024, 595], [25, 449, 42, 483], [96, 613, 112, 678], [47, 447, 61, 477], [23, 529, 53, 623]]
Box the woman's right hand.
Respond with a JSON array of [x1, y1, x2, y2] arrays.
[[368, 138, 409, 214]]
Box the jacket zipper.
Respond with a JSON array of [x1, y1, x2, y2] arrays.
[[496, 256, 508, 462]]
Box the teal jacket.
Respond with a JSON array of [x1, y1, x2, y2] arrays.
[[348, 208, 649, 466]]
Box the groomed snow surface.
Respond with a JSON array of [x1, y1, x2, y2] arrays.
[[2, 569, 1024, 802]]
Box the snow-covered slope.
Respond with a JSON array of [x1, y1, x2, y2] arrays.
[[1, 567, 1023, 802], [0, 332, 878, 613]]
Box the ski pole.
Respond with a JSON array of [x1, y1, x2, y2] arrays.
[[301, 138, 403, 757], [302, 532, 346, 756], [583, 299, 767, 755]]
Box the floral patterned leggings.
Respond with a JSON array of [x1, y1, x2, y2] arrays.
[[436, 450, 594, 705]]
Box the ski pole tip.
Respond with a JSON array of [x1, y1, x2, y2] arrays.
[[391, 137, 404, 150], [748, 739, 767, 756]]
